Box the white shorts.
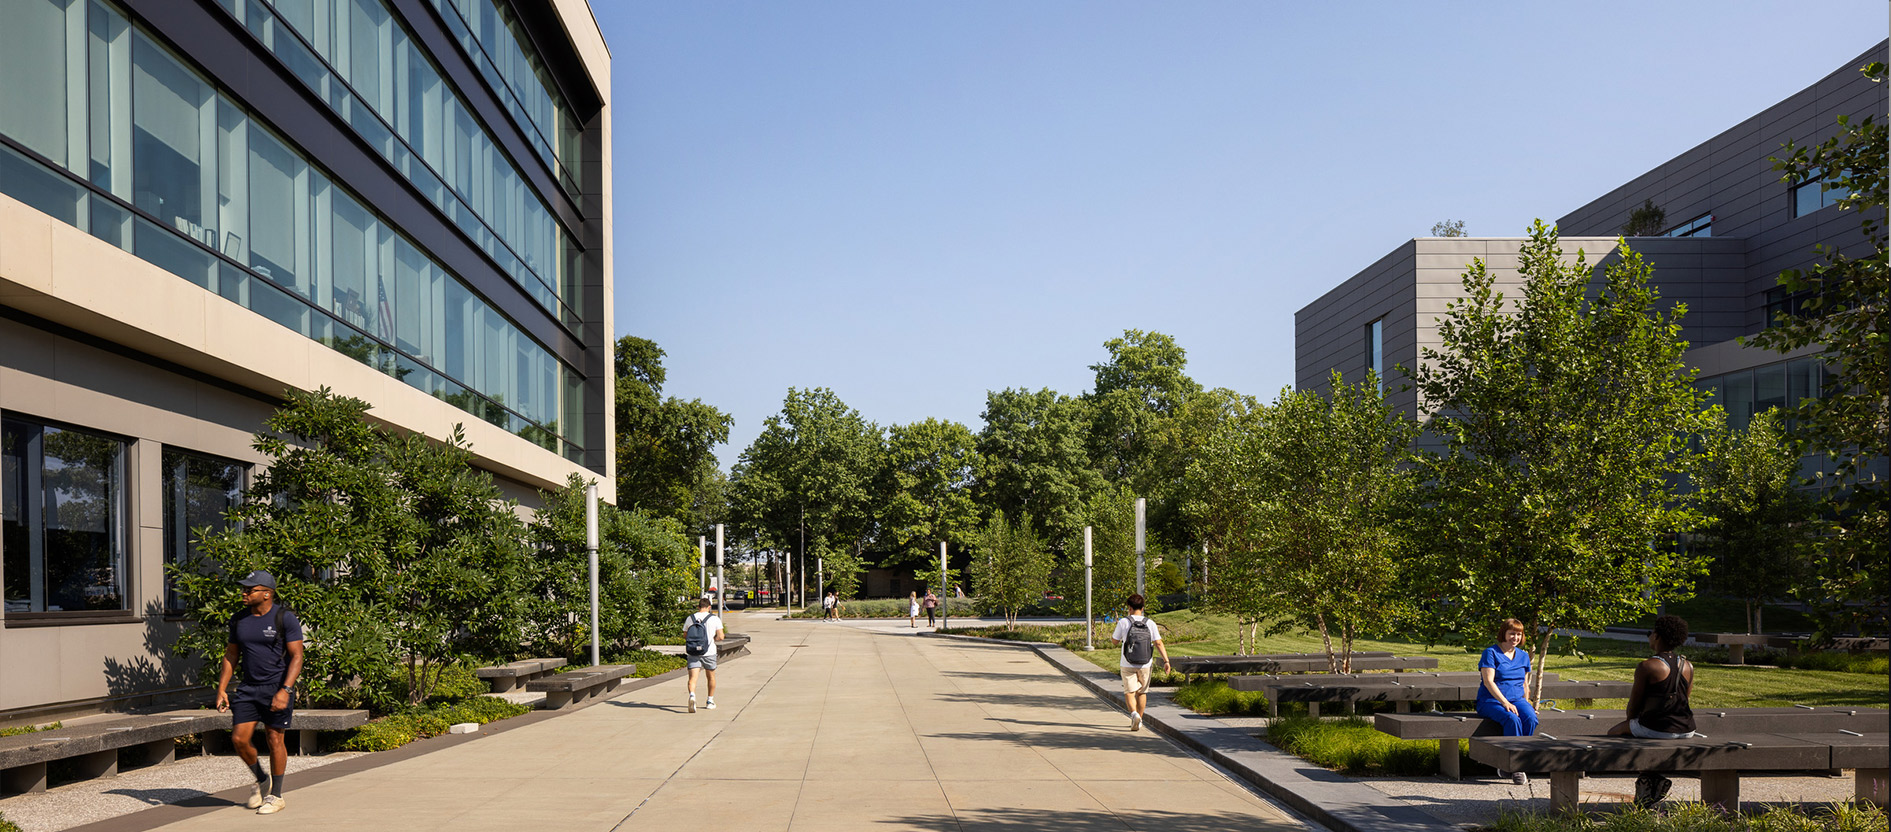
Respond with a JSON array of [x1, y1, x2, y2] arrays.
[[1120, 665, 1152, 695], [1629, 720, 1701, 739], [687, 654, 718, 671]]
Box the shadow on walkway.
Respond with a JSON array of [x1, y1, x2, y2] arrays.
[[888, 807, 1281, 832]]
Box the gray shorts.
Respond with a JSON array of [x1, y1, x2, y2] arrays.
[[686, 653, 718, 670]]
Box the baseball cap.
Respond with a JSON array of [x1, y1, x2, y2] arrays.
[[239, 570, 277, 589]]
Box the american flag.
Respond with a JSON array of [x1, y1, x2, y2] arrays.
[[376, 277, 395, 342]]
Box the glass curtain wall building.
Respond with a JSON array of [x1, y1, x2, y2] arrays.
[[0, 0, 610, 716]]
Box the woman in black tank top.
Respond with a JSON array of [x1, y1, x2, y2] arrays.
[[1608, 614, 1697, 806]]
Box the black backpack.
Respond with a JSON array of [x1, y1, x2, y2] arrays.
[[1122, 618, 1154, 665], [685, 613, 711, 657]]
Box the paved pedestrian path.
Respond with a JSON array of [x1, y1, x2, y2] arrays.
[[137, 611, 1305, 831]]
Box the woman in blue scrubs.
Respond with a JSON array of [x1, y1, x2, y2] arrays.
[[1476, 617, 1538, 784]]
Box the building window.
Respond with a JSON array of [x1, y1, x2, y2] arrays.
[[1791, 168, 1845, 218], [1663, 213, 1711, 237], [161, 448, 245, 613], [2, 417, 129, 613], [1364, 318, 1384, 393]]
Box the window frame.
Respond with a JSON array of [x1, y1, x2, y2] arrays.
[[2, 413, 135, 625]]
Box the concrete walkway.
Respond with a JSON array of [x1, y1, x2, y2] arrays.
[[133, 611, 1305, 831]]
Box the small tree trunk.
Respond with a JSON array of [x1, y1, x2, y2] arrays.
[[1530, 625, 1552, 709], [1755, 604, 1763, 635], [1315, 613, 1336, 674], [1340, 624, 1354, 674], [1746, 599, 1756, 635]]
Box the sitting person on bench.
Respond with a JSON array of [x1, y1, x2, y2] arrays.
[[1476, 618, 1537, 785], [1608, 613, 1701, 806]]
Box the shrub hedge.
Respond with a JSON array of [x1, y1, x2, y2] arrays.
[[1486, 801, 1886, 832], [337, 696, 531, 752], [1265, 716, 1438, 776], [1171, 680, 1273, 716]]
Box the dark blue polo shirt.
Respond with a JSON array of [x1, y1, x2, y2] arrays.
[[228, 606, 303, 690]]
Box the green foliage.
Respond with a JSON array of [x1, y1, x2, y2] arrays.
[[524, 473, 698, 659], [1621, 198, 1668, 236], [730, 387, 883, 600], [1055, 483, 1150, 620], [0, 812, 19, 832], [1693, 410, 1819, 632], [1488, 802, 1887, 832], [173, 388, 533, 710], [1265, 716, 1438, 776], [1170, 679, 1272, 716], [969, 511, 1054, 627], [1746, 61, 1888, 640], [336, 696, 531, 752], [1407, 222, 1713, 703], [1432, 219, 1467, 237], [1085, 329, 1202, 493], [0, 721, 60, 737], [614, 336, 733, 528], [976, 388, 1106, 546], [877, 418, 982, 569], [790, 597, 979, 618]]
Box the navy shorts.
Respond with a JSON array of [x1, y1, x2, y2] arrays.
[[231, 688, 295, 732]]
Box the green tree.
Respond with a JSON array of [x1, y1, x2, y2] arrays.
[[1250, 373, 1420, 672], [1745, 60, 1888, 638], [976, 388, 1104, 545], [969, 511, 1053, 627], [1408, 222, 1713, 704], [730, 388, 883, 601], [877, 419, 982, 569], [1621, 198, 1667, 236], [614, 336, 733, 528], [1055, 482, 1146, 629], [1431, 219, 1467, 237], [524, 474, 699, 659], [1181, 398, 1279, 654], [1693, 410, 1819, 634], [1085, 330, 1202, 491]]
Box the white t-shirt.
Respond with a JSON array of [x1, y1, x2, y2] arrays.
[[1111, 615, 1162, 669], [683, 611, 724, 658]]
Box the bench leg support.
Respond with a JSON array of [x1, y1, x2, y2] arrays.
[[1857, 768, 1888, 806], [1395, 701, 1411, 714], [488, 677, 518, 693], [1438, 740, 1460, 780], [1308, 702, 1320, 718], [75, 748, 118, 781], [1700, 770, 1740, 810], [1727, 644, 1745, 665], [133, 738, 176, 768], [2, 763, 48, 795], [1549, 771, 1582, 811], [298, 729, 320, 756], [544, 691, 574, 710]]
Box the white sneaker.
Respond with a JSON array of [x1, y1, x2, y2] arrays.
[[706, 698, 717, 710], [1511, 771, 1529, 786], [1130, 712, 1142, 732], [687, 694, 696, 713], [246, 780, 266, 809], [257, 795, 285, 814]]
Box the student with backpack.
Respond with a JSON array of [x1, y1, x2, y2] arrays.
[[1110, 594, 1171, 732], [215, 571, 303, 815], [822, 590, 837, 621], [683, 597, 725, 713]]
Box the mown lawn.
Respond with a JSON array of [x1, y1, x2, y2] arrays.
[[991, 609, 1887, 711]]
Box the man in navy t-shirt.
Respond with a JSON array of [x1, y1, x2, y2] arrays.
[[216, 570, 304, 815]]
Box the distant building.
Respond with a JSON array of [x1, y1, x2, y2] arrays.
[[1296, 41, 1885, 472], [0, 0, 614, 718]]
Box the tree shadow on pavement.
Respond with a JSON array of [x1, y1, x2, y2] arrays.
[[103, 788, 231, 808], [887, 807, 1290, 832], [939, 691, 1100, 710]]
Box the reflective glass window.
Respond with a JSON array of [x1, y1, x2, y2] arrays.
[[133, 31, 219, 247], [1, 418, 128, 613], [0, 0, 85, 170], [161, 448, 246, 612]]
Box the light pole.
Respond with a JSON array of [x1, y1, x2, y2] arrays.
[[698, 535, 707, 597], [1134, 497, 1146, 597], [799, 505, 806, 611], [939, 541, 948, 632], [1084, 526, 1094, 651], [584, 482, 599, 667], [715, 524, 725, 619]]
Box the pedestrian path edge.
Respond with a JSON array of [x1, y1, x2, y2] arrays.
[[924, 632, 1459, 832]]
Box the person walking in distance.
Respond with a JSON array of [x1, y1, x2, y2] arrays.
[[1110, 594, 1171, 731], [683, 597, 725, 713], [215, 571, 303, 815], [822, 590, 837, 621], [908, 592, 920, 628], [922, 590, 939, 627]]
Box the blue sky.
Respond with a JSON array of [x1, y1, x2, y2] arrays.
[[599, 1, 1886, 468]]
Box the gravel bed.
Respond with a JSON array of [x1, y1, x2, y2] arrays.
[[0, 751, 364, 832]]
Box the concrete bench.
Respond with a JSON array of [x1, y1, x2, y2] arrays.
[[1170, 652, 1392, 679], [1469, 731, 1889, 809], [1378, 705, 1889, 779], [1693, 634, 1886, 665], [527, 664, 636, 710], [290, 709, 370, 755], [0, 710, 225, 794], [1229, 674, 1616, 718], [1173, 654, 1437, 676], [476, 658, 568, 692]]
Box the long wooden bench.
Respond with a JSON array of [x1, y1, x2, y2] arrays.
[[1469, 731, 1889, 809], [1174, 654, 1437, 676], [1170, 652, 1393, 679], [1379, 706, 1889, 779], [476, 657, 568, 692], [0, 710, 224, 794], [1229, 674, 1619, 718], [527, 664, 636, 710]]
